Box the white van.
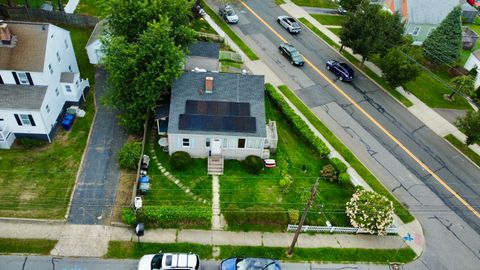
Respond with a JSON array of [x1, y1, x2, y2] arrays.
[[137, 253, 200, 270]]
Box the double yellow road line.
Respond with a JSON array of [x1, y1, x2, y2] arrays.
[[239, 0, 480, 219]]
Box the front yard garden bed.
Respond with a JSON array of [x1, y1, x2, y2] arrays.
[[0, 27, 95, 219], [219, 86, 355, 232]]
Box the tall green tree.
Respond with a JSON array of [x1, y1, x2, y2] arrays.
[[422, 7, 462, 65], [103, 19, 186, 134], [449, 75, 475, 100], [107, 0, 195, 48], [381, 47, 420, 88], [339, 2, 404, 65], [456, 111, 480, 145], [339, 0, 365, 11]]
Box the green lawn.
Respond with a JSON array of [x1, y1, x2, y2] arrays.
[[191, 17, 217, 35], [107, 241, 416, 264], [292, 0, 337, 8], [220, 94, 354, 231], [74, 0, 107, 17], [0, 27, 95, 219], [0, 238, 57, 254], [276, 85, 414, 223], [404, 71, 471, 109], [327, 27, 341, 36], [12, 0, 67, 9], [311, 14, 345, 26], [445, 134, 480, 167], [201, 0, 259, 60], [298, 18, 413, 107]]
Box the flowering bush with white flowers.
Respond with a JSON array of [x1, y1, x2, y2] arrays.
[[345, 188, 394, 235]]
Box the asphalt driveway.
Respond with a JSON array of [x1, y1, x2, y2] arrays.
[[67, 68, 128, 224]]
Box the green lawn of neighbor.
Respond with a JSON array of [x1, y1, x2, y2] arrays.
[[311, 14, 345, 26], [292, 0, 337, 8], [220, 95, 355, 231], [0, 27, 95, 219], [12, 0, 67, 9], [327, 27, 341, 36], [0, 238, 57, 254]]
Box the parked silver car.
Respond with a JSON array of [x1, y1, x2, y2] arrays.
[[277, 15, 301, 34], [219, 4, 239, 24]]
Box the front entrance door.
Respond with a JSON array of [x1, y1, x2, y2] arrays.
[[211, 138, 222, 156]]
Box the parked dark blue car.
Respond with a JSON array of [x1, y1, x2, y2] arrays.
[[326, 60, 354, 82], [220, 257, 281, 270]]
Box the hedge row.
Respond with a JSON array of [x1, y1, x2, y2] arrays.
[[122, 206, 211, 228], [265, 84, 330, 158], [223, 205, 288, 226]]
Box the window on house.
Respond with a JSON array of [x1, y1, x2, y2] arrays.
[[55, 87, 59, 96], [0, 75, 3, 84], [64, 39, 68, 49], [205, 137, 210, 148], [75, 80, 79, 87], [182, 138, 190, 147], [18, 72, 29, 85], [56, 51, 61, 62], [411, 26, 421, 36], [48, 64, 54, 74], [238, 138, 246, 148], [68, 65, 72, 72], [45, 105, 50, 114], [65, 85, 72, 92], [19, 114, 35, 126]]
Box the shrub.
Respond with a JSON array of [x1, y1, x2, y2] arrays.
[[330, 157, 347, 173], [320, 164, 337, 181], [346, 188, 394, 235], [338, 172, 351, 186], [18, 137, 48, 149], [278, 174, 293, 192], [265, 84, 330, 158], [223, 205, 288, 226], [123, 206, 211, 228], [118, 142, 142, 170], [243, 155, 263, 174], [169, 151, 192, 171], [121, 208, 137, 225], [287, 209, 300, 224]]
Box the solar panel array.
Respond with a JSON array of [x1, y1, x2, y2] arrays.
[[179, 100, 256, 133]]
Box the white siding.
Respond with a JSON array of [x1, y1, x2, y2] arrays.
[[86, 40, 104, 65], [0, 109, 46, 135]]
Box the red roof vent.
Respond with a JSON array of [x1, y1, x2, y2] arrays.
[[205, 76, 214, 94]]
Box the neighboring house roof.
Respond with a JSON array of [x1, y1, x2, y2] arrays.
[[155, 102, 170, 120], [188, 41, 220, 59], [60, 72, 75, 83], [0, 21, 49, 72], [462, 2, 478, 11], [0, 84, 47, 110], [86, 19, 107, 47], [168, 72, 266, 137], [406, 0, 459, 25]]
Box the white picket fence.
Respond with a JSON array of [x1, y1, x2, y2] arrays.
[[287, 224, 399, 235]]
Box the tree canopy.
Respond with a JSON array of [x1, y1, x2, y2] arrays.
[[449, 75, 475, 99], [381, 47, 421, 88], [339, 2, 404, 64], [339, 0, 365, 11], [456, 111, 480, 145], [422, 7, 462, 65], [103, 0, 196, 134]]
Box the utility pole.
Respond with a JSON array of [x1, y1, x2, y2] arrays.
[[287, 178, 319, 256]]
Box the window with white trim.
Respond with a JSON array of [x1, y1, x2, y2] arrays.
[[45, 105, 50, 114], [68, 65, 72, 72], [65, 85, 72, 92], [48, 64, 54, 74], [75, 80, 79, 87], [182, 138, 190, 147], [20, 114, 32, 125], [55, 87, 59, 96], [411, 26, 421, 36], [238, 138, 246, 148], [18, 72, 29, 85], [64, 39, 68, 49], [205, 137, 210, 148], [56, 51, 61, 62]]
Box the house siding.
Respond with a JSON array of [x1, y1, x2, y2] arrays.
[[406, 23, 436, 45], [168, 133, 265, 160]]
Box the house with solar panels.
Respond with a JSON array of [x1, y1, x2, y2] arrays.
[[0, 21, 89, 149], [167, 71, 277, 175]]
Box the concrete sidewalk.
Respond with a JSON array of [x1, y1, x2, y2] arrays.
[[279, 0, 480, 158]]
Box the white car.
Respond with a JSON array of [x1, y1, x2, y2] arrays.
[[277, 16, 301, 34], [219, 4, 239, 24], [137, 253, 200, 270]]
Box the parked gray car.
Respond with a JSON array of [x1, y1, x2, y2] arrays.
[[219, 4, 239, 24]]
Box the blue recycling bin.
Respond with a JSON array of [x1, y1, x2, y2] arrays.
[[138, 176, 150, 194], [61, 114, 76, 130]]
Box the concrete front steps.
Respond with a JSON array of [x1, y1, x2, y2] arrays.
[[208, 155, 224, 175]]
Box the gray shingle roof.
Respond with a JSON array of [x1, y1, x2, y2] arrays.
[[168, 72, 266, 137], [188, 41, 220, 59], [407, 0, 459, 25], [0, 84, 47, 110], [0, 21, 49, 72]]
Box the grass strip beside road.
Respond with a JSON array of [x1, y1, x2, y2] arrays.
[[298, 18, 413, 107], [311, 14, 346, 26], [277, 85, 414, 223], [292, 0, 337, 8], [201, 0, 259, 61], [0, 238, 57, 255], [107, 241, 416, 263], [445, 134, 480, 167]]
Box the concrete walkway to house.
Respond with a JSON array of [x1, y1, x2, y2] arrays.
[[279, 0, 480, 157]]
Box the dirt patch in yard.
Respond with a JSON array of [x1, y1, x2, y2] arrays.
[[111, 169, 136, 223]]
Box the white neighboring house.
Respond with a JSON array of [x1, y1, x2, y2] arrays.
[[464, 50, 480, 88], [0, 21, 90, 149], [85, 20, 106, 65], [167, 71, 278, 175]]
